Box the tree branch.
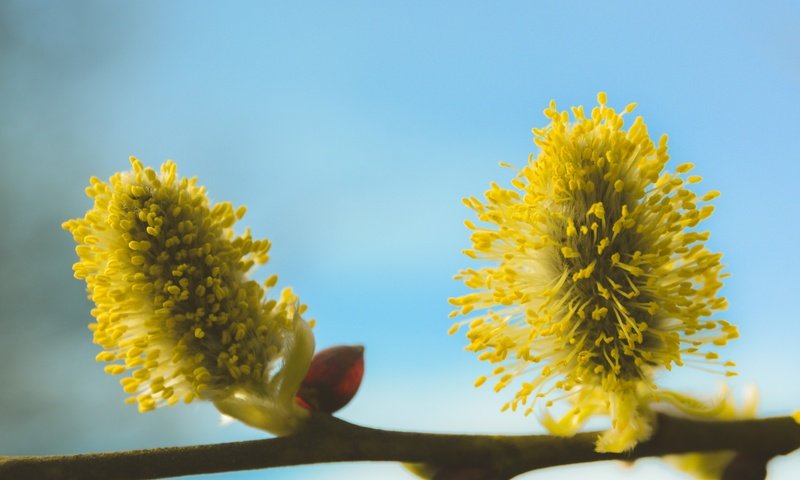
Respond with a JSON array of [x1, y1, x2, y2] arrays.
[[1, 414, 798, 480]]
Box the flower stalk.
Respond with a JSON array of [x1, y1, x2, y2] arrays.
[[1, 414, 798, 480]]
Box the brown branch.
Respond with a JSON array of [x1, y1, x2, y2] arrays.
[[1, 414, 798, 480]]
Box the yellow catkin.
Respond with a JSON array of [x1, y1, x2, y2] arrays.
[[449, 94, 735, 452], [64, 158, 312, 414]]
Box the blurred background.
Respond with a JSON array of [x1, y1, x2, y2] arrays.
[[1, 1, 799, 478]]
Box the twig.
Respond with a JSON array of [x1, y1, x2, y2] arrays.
[[1, 414, 798, 480]]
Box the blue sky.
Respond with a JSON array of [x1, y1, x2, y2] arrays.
[[1, 1, 799, 478]]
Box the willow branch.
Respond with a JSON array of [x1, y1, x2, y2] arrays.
[[1, 414, 798, 480]]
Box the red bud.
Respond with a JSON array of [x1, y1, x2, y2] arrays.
[[295, 345, 364, 414]]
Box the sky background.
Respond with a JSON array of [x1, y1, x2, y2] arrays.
[[1, 1, 799, 478]]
